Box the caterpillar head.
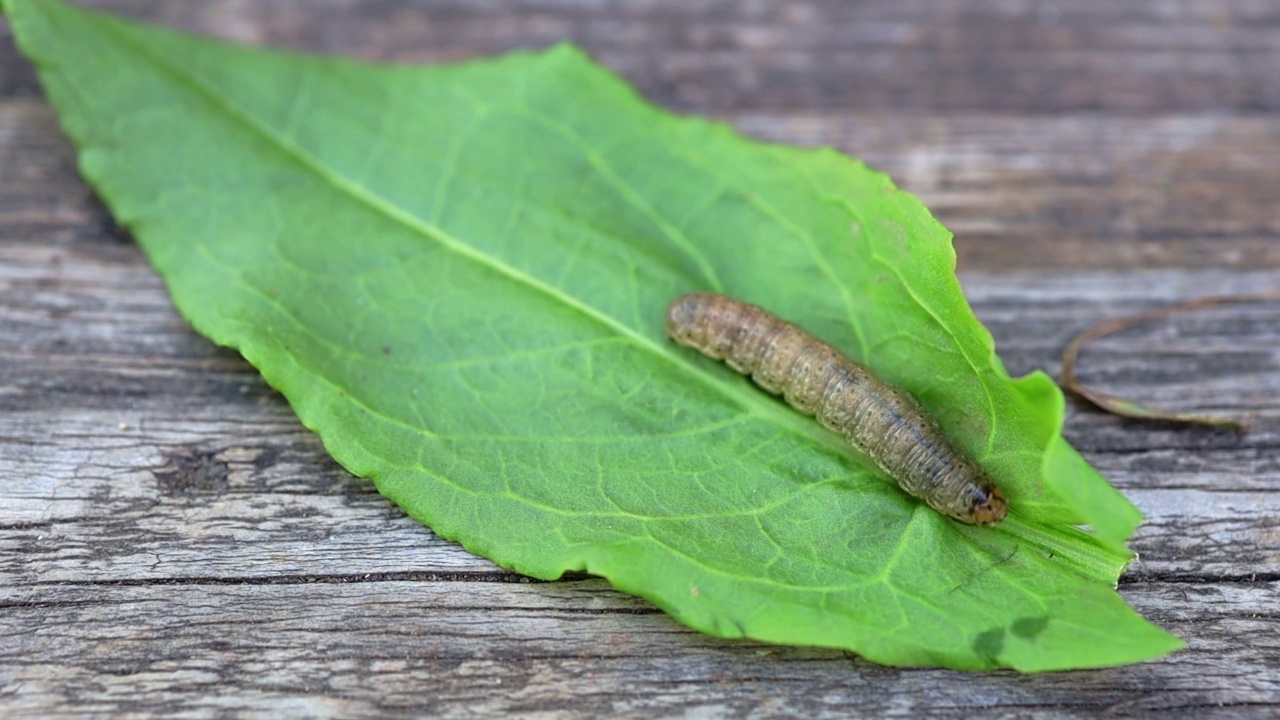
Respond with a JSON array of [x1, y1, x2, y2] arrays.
[[965, 482, 1008, 525]]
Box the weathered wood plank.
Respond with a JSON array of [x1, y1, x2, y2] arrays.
[[737, 114, 1280, 271], [3, 0, 1279, 716], [1, 581, 1276, 718], [5, 0, 1279, 114], [2, 404, 1278, 584], [4, 100, 1279, 273]]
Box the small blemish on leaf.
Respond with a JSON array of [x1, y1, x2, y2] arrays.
[[1012, 616, 1049, 640], [382, 346, 392, 355], [690, 586, 700, 598], [973, 627, 1005, 660]]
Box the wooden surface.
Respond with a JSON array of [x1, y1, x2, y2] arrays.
[[2, 1, 1278, 717]]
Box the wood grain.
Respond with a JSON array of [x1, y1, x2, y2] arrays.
[[737, 114, 1280, 272], [5, 0, 1279, 115], [3, 1, 1279, 717]]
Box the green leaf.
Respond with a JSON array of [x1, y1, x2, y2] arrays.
[[5, 0, 1182, 669]]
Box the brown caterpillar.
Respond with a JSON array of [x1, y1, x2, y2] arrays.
[[665, 293, 1007, 525]]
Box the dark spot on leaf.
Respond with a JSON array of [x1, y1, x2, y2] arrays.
[[155, 448, 229, 495], [972, 627, 1005, 660], [1012, 616, 1049, 640], [382, 346, 392, 355]]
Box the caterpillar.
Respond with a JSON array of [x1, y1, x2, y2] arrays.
[[665, 293, 1007, 525]]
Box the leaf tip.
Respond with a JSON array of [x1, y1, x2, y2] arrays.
[[534, 40, 593, 70], [546, 40, 586, 56]]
